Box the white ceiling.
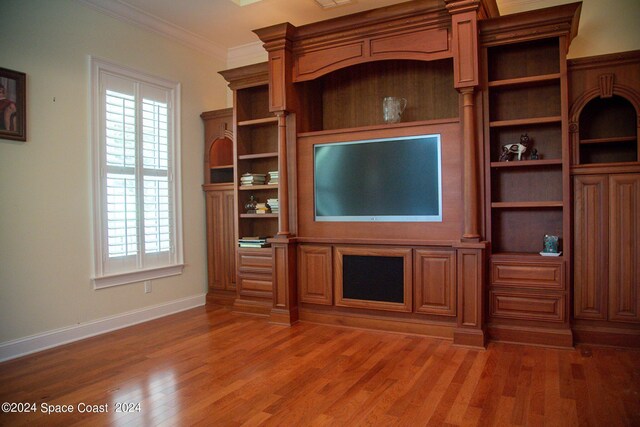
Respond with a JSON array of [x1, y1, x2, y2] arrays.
[[78, 0, 574, 62]]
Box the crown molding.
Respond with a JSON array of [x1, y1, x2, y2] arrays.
[[76, 0, 227, 62], [227, 41, 268, 69]]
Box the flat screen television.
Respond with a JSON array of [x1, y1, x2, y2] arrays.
[[314, 134, 442, 222]]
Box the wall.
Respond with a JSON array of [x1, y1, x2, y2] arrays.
[[0, 0, 228, 350], [499, 0, 640, 59]]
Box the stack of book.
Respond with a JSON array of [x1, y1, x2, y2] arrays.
[[238, 236, 270, 248], [240, 173, 266, 187], [255, 202, 271, 214], [267, 170, 279, 185], [267, 198, 279, 214]]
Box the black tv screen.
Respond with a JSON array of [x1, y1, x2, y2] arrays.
[[314, 134, 442, 222]]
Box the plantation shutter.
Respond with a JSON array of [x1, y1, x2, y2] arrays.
[[92, 60, 182, 288]]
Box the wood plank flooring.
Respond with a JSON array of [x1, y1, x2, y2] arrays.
[[1, 304, 639, 426]]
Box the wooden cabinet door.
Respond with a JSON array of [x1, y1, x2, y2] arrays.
[[414, 249, 456, 316], [298, 245, 333, 305], [223, 190, 236, 290], [206, 190, 236, 292], [608, 174, 640, 322], [206, 191, 225, 290], [573, 175, 609, 320]]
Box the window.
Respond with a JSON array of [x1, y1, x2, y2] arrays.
[[91, 58, 183, 289]]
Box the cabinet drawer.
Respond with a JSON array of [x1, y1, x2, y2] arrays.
[[237, 273, 273, 299], [491, 259, 564, 290], [490, 290, 565, 322], [238, 248, 273, 275]]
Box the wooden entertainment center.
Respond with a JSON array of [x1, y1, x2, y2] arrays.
[[202, 0, 640, 348]]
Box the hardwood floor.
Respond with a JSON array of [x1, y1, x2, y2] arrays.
[[1, 304, 639, 426]]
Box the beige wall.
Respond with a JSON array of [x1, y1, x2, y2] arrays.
[[499, 0, 640, 58], [0, 0, 227, 343]]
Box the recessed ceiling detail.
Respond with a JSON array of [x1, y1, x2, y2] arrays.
[[315, 0, 354, 9], [230, 0, 263, 5]]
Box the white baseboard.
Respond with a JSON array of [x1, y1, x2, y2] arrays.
[[0, 293, 206, 363]]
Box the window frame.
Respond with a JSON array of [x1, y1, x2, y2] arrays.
[[90, 57, 183, 289]]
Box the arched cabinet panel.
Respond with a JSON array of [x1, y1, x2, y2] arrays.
[[569, 51, 640, 346]]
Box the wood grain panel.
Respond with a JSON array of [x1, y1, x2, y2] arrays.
[[491, 259, 564, 290], [608, 174, 640, 322], [370, 28, 448, 56], [573, 175, 608, 320], [414, 249, 456, 316], [490, 291, 564, 322], [298, 245, 333, 305], [295, 43, 364, 79]]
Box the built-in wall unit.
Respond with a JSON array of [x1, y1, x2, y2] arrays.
[[203, 0, 640, 348], [568, 50, 640, 347]]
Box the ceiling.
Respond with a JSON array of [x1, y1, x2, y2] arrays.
[[77, 0, 574, 62]]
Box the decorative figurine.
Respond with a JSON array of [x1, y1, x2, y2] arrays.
[[530, 148, 539, 160], [245, 195, 258, 214], [540, 234, 561, 256], [499, 133, 531, 161]]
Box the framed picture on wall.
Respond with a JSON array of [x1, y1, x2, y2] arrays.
[[0, 67, 26, 142]]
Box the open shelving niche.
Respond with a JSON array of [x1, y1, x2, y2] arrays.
[[576, 95, 638, 165], [483, 37, 568, 257], [479, 2, 581, 348], [235, 84, 279, 243], [295, 59, 459, 135]]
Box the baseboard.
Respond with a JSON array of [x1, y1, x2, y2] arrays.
[[299, 308, 455, 339], [206, 289, 236, 307], [0, 293, 206, 363], [232, 298, 272, 317], [487, 323, 574, 348], [572, 324, 640, 348]]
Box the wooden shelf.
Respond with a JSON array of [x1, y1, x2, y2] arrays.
[[490, 159, 562, 168], [491, 251, 564, 260], [240, 213, 279, 219], [238, 152, 278, 160], [296, 117, 460, 139], [238, 184, 278, 191], [489, 116, 562, 128], [210, 164, 233, 170], [488, 73, 561, 88], [238, 117, 278, 127], [491, 201, 563, 209], [579, 136, 636, 145]]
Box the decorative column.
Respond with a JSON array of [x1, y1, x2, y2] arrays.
[[446, 0, 487, 348], [461, 87, 481, 240], [254, 23, 299, 325], [276, 111, 290, 236]]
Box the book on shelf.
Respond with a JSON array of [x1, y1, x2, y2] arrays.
[[238, 242, 271, 248], [267, 170, 279, 185], [266, 198, 279, 213], [238, 236, 270, 248], [254, 202, 272, 214], [240, 173, 266, 186]]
